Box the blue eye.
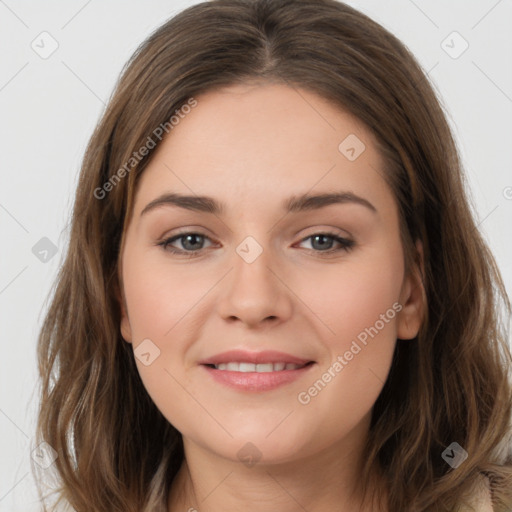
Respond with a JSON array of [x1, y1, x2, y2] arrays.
[[157, 231, 354, 258], [158, 233, 213, 257], [297, 233, 355, 254]]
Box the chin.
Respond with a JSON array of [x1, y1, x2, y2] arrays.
[[200, 424, 319, 466]]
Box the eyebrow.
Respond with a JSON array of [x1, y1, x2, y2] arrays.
[[140, 191, 377, 217]]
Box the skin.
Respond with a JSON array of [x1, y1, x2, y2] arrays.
[[118, 83, 424, 512]]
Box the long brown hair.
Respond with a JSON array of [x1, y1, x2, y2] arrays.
[[33, 0, 512, 510]]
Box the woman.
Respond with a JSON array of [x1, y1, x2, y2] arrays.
[[34, 0, 512, 510]]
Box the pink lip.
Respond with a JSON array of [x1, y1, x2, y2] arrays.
[[201, 364, 315, 392], [199, 350, 316, 392], [199, 349, 313, 366]]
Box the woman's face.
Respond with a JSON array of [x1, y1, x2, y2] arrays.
[[119, 83, 423, 466]]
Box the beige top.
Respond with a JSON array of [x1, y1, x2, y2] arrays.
[[461, 475, 493, 512]]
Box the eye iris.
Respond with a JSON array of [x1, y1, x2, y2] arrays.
[[182, 234, 203, 250], [311, 234, 334, 251]]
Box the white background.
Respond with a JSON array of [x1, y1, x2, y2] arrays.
[[1, 1, 511, 510]]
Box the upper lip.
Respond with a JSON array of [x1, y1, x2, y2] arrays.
[[199, 350, 314, 366]]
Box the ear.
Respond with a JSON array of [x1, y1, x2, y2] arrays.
[[396, 240, 426, 340], [115, 279, 133, 344]]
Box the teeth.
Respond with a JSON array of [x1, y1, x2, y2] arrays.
[[256, 363, 273, 372], [212, 362, 304, 372]]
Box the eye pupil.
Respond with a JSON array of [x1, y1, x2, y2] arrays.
[[312, 234, 334, 251], [182, 234, 203, 250]]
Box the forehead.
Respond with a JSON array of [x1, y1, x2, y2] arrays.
[[131, 83, 393, 217]]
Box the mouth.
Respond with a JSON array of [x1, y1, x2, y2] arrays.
[[199, 350, 316, 391], [204, 361, 314, 372]]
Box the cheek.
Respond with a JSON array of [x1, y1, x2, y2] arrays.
[[122, 251, 209, 341], [121, 251, 216, 427], [295, 244, 404, 422], [298, 246, 404, 350]]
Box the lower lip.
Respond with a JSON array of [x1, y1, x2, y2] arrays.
[[201, 363, 315, 391]]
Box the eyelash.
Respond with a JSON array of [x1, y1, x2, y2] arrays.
[[156, 231, 355, 258]]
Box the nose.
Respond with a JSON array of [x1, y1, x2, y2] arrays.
[[216, 242, 293, 328]]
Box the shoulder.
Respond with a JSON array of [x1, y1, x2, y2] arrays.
[[460, 475, 493, 512]]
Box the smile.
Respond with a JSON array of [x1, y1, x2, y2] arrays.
[[199, 349, 316, 391], [206, 361, 311, 372]]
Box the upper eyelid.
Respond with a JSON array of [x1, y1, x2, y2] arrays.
[[161, 224, 352, 239]]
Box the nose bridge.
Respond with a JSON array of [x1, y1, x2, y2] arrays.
[[216, 233, 293, 326], [234, 234, 275, 289]]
